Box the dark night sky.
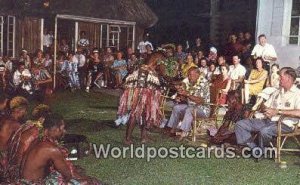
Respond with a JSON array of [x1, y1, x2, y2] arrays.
[[145, 0, 257, 48], [146, 0, 211, 46]]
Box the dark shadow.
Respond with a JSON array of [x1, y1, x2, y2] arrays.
[[88, 105, 118, 110], [65, 119, 118, 131]]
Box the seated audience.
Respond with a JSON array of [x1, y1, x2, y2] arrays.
[[165, 67, 210, 140], [60, 52, 80, 91], [181, 53, 197, 78], [19, 50, 31, 69], [235, 67, 300, 159], [214, 56, 227, 75], [13, 63, 34, 96], [244, 58, 268, 104], [194, 50, 205, 66], [86, 49, 103, 92], [229, 55, 246, 90], [210, 64, 231, 104], [175, 44, 187, 64], [111, 51, 128, 88], [252, 64, 280, 110], [206, 63, 218, 81], [208, 47, 218, 63], [103, 47, 114, 88], [199, 57, 209, 76]]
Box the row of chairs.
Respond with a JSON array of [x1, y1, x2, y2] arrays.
[[160, 87, 300, 164]]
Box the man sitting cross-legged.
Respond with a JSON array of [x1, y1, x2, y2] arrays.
[[6, 104, 51, 182], [0, 96, 28, 182], [235, 67, 300, 159], [20, 113, 101, 185], [165, 67, 210, 140]]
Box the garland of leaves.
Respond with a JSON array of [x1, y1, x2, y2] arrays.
[[158, 57, 178, 77], [184, 76, 206, 95], [32, 120, 44, 140]]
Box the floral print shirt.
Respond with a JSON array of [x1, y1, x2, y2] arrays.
[[182, 75, 211, 115]]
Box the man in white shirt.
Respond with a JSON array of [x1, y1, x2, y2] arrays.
[[43, 29, 54, 53], [229, 55, 246, 90], [74, 48, 87, 89], [137, 34, 153, 54], [77, 31, 90, 51], [13, 63, 33, 94], [251, 34, 277, 72], [235, 67, 300, 158]]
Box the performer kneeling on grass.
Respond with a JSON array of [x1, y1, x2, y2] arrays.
[[117, 52, 164, 144], [0, 96, 28, 182], [20, 113, 101, 185], [6, 104, 51, 182]]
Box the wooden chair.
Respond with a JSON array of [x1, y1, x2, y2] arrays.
[[191, 91, 228, 142], [271, 116, 300, 163], [159, 88, 170, 120]]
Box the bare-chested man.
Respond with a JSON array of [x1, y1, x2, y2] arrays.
[[0, 96, 28, 151], [20, 113, 101, 185], [6, 104, 51, 181], [0, 96, 28, 182]]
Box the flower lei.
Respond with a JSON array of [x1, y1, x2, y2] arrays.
[[32, 120, 44, 140], [184, 76, 206, 95], [158, 57, 178, 77]]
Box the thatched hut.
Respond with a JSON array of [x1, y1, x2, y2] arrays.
[[0, 0, 158, 57]]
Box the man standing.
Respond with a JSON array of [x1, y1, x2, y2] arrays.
[[43, 29, 54, 54], [165, 67, 210, 140], [20, 114, 101, 184], [137, 34, 153, 54], [251, 34, 277, 72], [235, 67, 300, 157], [78, 31, 90, 55]]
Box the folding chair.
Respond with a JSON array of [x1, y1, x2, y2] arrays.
[[271, 116, 300, 163]]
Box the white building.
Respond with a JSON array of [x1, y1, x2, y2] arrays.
[[256, 0, 300, 68]]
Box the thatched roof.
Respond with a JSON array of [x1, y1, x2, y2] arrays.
[[0, 0, 158, 28]]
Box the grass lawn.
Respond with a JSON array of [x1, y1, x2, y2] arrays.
[[40, 90, 300, 185]]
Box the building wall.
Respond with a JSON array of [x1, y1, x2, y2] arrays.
[[256, 0, 300, 68]]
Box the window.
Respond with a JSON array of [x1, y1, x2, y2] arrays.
[[127, 26, 133, 48], [0, 15, 16, 57], [7, 16, 16, 57], [108, 25, 121, 49], [289, 0, 300, 45], [0, 16, 3, 56]]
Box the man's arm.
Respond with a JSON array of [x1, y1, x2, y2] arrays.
[[188, 95, 203, 105], [50, 147, 89, 184], [234, 75, 245, 83], [177, 88, 203, 105], [251, 45, 257, 58], [263, 45, 277, 61], [50, 148, 73, 182], [263, 108, 300, 119]]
